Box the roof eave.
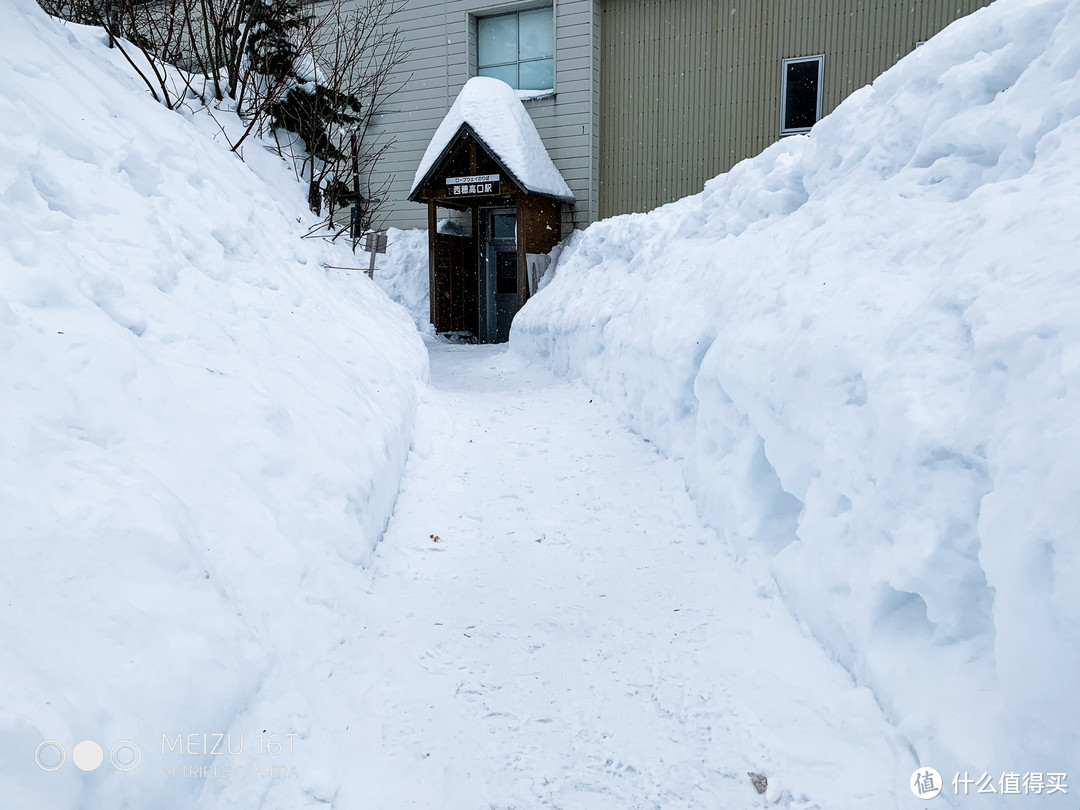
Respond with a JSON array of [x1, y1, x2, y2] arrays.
[[409, 123, 573, 205], [408, 123, 516, 203]]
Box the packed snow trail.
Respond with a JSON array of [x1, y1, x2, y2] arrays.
[[342, 341, 914, 808]]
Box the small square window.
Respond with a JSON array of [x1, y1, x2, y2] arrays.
[[780, 55, 823, 134], [477, 7, 554, 92]]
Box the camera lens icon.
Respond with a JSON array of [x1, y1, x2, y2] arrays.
[[35, 739, 142, 772], [72, 740, 104, 771], [35, 740, 66, 771], [110, 740, 141, 772]]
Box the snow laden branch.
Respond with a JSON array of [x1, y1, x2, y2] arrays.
[[240, 0, 408, 233], [36, 0, 407, 229]]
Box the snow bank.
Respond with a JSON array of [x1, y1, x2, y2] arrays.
[[514, 0, 1080, 790], [0, 3, 426, 807], [410, 76, 574, 201], [369, 227, 430, 331]]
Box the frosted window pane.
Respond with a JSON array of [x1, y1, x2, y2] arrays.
[[478, 64, 517, 85], [518, 8, 553, 60], [493, 214, 517, 240], [518, 58, 553, 90], [478, 14, 517, 67]]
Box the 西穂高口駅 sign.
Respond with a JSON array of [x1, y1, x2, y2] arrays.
[[447, 174, 501, 197]]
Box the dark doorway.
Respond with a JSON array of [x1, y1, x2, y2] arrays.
[[480, 209, 518, 343]]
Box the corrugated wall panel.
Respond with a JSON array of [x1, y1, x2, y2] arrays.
[[600, 0, 992, 219], [599, 0, 720, 217]]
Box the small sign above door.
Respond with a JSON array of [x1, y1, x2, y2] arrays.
[[447, 174, 501, 197]]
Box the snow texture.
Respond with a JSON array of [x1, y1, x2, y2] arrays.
[[513, 0, 1080, 796], [410, 77, 574, 202], [369, 227, 431, 331], [0, 2, 426, 807], [334, 341, 915, 809]]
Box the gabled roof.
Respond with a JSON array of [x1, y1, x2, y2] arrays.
[[409, 77, 574, 203]]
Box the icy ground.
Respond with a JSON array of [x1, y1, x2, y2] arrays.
[[329, 340, 913, 809]]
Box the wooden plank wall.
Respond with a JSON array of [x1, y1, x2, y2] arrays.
[[520, 196, 562, 255], [599, 0, 994, 218], [517, 194, 563, 306], [431, 231, 478, 334]]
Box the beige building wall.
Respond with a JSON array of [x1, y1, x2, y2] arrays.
[[598, 0, 995, 218]]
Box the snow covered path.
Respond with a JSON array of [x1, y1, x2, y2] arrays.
[[345, 341, 914, 808]]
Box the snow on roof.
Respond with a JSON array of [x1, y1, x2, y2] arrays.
[[410, 77, 574, 202]]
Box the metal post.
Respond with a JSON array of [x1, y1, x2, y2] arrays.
[[351, 133, 361, 253]]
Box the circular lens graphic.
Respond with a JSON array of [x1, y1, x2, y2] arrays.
[[35, 740, 66, 771], [110, 740, 141, 772], [72, 740, 104, 771]]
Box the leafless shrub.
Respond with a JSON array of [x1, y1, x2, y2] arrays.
[[265, 0, 407, 236], [38, 0, 407, 236]]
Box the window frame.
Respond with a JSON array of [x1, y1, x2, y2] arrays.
[[473, 3, 555, 94], [779, 54, 824, 136]]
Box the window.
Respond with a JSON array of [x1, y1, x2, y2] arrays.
[[780, 55, 824, 134], [477, 7, 554, 91]]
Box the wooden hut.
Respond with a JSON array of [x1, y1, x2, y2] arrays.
[[409, 78, 574, 343]]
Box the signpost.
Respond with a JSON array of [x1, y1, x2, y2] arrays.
[[363, 230, 388, 278]]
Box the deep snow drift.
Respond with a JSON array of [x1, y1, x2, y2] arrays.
[[370, 227, 431, 331], [514, 0, 1080, 794], [0, 2, 426, 807]]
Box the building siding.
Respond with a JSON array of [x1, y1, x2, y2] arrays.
[[362, 0, 598, 232], [368, 0, 993, 231], [599, 0, 994, 218]]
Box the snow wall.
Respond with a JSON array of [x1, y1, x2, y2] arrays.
[[514, 0, 1080, 789], [0, 1, 427, 806], [371, 227, 431, 332]]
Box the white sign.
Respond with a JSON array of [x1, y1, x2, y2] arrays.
[[446, 174, 501, 197], [446, 174, 499, 185]]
